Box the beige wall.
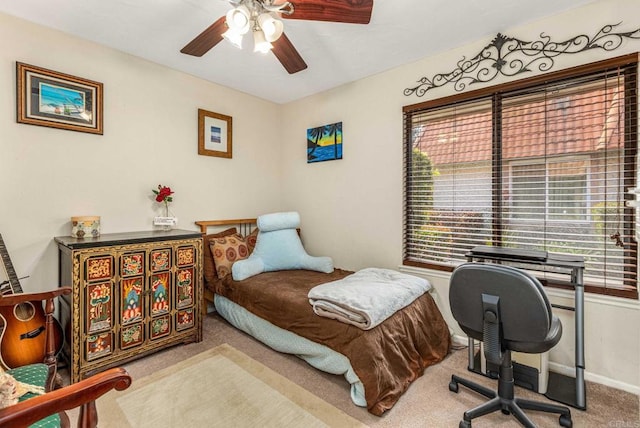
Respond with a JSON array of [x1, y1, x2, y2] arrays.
[[281, 0, 640, 393], [0, 13, 283, 293]]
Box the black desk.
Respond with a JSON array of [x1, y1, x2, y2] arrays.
[[466, 246, 586, 410]]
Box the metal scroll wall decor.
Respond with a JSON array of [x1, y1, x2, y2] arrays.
[[404, 23, 640, 97]]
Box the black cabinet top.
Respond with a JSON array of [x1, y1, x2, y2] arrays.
[[55, 229, 202, 249]]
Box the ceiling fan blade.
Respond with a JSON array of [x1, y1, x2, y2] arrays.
[[180, 16, 227, 57], [282, 0, 373, 24], [272, 33, 308, 74]]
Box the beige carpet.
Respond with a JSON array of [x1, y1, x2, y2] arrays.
[[64, 314, 638, 427], [96, 344, 365, 428]]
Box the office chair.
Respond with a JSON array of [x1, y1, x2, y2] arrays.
[[448, 263, 572, 428]]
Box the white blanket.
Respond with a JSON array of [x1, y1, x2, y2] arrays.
[[308, 268, 432, 330]]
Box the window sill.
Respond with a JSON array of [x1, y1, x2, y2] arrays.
[[398, 264, 640, 310]]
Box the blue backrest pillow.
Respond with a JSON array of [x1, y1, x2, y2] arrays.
[[231, 212, 334, 281]]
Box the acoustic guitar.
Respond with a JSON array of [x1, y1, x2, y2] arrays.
[[0, 234, 64, 369]]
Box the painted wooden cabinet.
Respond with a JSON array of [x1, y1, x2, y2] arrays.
[[55, 230, 202, 383]]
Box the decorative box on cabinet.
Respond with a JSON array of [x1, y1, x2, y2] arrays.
[[55, 229, 203, 383]]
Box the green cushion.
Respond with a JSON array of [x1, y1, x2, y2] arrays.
[[25, 413, 61, 428], [7, 364, 61, 428], [8, 363, 48, 401]]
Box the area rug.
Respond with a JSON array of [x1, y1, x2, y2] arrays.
[[97, 343, 366, 428]]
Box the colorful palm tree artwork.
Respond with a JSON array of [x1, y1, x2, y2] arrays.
[[306, 121, 343, 163], [307, 125, 324, 161]]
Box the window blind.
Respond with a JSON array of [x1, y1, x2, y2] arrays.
[[403, 58, 638, 298]]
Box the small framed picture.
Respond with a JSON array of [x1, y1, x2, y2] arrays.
[[198, 109, 232, 158], [307, 121, 342, 163], [16, 62, 103, 134]]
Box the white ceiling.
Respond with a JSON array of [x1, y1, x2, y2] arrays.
[[0, 0, 597, 104]]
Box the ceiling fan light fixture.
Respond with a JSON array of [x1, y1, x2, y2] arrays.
[[181, 0, 374, 75], [262, 0, 294, 15], [253, 29, 273, 54], [222, 28, 244, 49], [257, 13, 283, 42], [226, 5, 250, 34]]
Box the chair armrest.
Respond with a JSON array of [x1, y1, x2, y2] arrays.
[[0, 367, 132, 428], [0, 287, 71, 306]]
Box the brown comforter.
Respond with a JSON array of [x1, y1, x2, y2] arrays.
[[213, 269, 451, 415]]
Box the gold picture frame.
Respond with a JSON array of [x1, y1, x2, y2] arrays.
[[16, 62, 103, 135], [198, 109, 232, 158]]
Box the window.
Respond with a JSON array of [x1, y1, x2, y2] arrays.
[[510, 159, 588, 221], [403, 54, 638, 298], [547, 160, 588, 221]]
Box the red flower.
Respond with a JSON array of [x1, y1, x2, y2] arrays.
[[152, 185, 174, 203]]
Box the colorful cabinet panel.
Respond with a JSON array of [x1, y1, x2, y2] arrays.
[[85, 281, 113, 334], [176, 267, 195, 309], [150, 272, 171, 316], [121, 252, 145, 276], [56, 230, 202, 383], [120, 277, 143, 325]]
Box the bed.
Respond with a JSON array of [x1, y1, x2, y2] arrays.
[[196, 218, 451, 416]]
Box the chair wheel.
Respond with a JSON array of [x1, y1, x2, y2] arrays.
[[459, 420, 471, 428], [559, 414, 572, 427], [449, 381, 459, 393], [501, 409, 510, 415]]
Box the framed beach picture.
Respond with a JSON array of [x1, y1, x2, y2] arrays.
[[307, 121, 342, 163], [198, 109, 232, 158], [16, 62, 103, 134]]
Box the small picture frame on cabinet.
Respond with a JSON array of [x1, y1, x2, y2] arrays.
[[198, 108, 232, 158]]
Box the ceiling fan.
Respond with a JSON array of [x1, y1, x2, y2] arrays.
[[180, 0, 374, 74]]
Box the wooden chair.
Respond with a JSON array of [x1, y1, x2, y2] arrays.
[[0, 287, 132, 428]]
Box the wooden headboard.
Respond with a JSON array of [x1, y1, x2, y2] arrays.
[[195, 218, 258, 316], [196, 217, 309, 316], [195, 218, 257, 236], [195, 218, 303, 238]]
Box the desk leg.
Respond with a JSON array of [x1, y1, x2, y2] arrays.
[[575, 269, 586, 409], [468, 337, 475, 371], [545, 267, 587, 410]]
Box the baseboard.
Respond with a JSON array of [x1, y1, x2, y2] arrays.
[[451, 334, 469, 348], [451, 334, 640, 396], [547, 361, 640, 396]]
